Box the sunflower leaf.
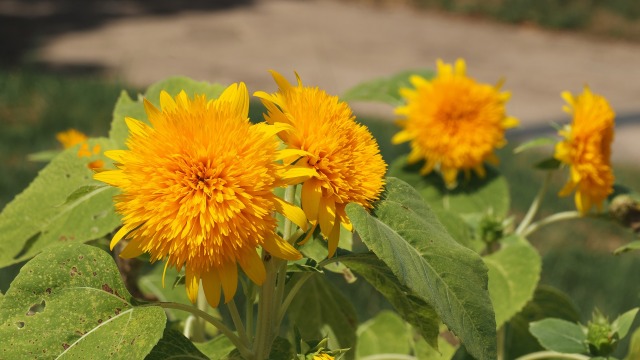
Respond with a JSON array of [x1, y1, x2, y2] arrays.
[[529, 318, 588, 354], [0, 243, 167, 359], [388, 156, 510, 218], [356, 310, 412, 358], [145, 328, 208, 360], [484, 235, 541, 328], [0, 138, 121, 268], [346, 177, 497, 360], [341, 69, 434, 106], [339, 253, 440, 349], [287, 274, 358, 359]]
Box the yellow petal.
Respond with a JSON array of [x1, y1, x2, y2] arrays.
[[124, 117, 149, 137], [103, 150, 128, 163], [185, 266, 200, 304], [110, 225, 132, 249], [297, 223, 317, 245], [161, 261, 170, 288], [327, 221, 341, 258], [274, 197, 308, 231], [94, 170, 125, 187], [175, 90, 190, 109], [262, 234, 302, 261], [219, 261, 238, 304], [275, 148, 311, 162], [118, 240, 144, 259], [391, 130, 414, 144], [280, 165, 317, 185], [159, 90, 177, 112], [318, 195, 336, 237], [202, 270, 222, 308], [269, 70, 294, 92], [301, 180, 322, 222], [219, 83, 249, 118], [238, 249, 266, 285], [143, 98, 162, 125]]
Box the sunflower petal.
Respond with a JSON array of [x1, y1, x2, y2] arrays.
[[274, 197, 308, 231], [110, 225, 132, 249], [318, 195, 336, 237], [119, 240, 144, 259], [238, 249, 266, 285], [327, 221, 341, 258], [185, 266, 200, 304], [301, 180, 322, 222], [202, 270, 222, 308], [219, 262, 238, 304], [262, 234, 302, 261]]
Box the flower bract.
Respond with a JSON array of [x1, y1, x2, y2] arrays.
[[392, 59, 518, 188], [554, 86, 615, 215], [95, 84, 304, 307], [255, 71, 387, 257]]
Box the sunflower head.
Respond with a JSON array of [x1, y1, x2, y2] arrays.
[[392, 58, 518, 188], [95, 84, 303, 307], [255, 71, 387, 257], [554, 86, 615, 215]]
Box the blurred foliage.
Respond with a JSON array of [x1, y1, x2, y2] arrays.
[[408, 0, 640, 40]]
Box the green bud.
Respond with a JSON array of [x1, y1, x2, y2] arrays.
[[586, 309, 618, 356], [478, 214, 504, 245]]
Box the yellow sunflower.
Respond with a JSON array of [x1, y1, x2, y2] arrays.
[[255, 71, 387, 257], [95, 84, 306, 307], [313, 354, 334, 360], [56, 128, 88, 149], [392, 59, 518, 188], [554, 86, 615, 215]]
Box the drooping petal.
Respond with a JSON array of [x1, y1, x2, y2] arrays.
[[219, 261, 238, 304], [274, 197, 308, 231], [202, 270, 222, 308], [237, 249, 266, 285], [262, 234, 302, 261], [185, 266, 200, 304], [301, 179, 323, 222]]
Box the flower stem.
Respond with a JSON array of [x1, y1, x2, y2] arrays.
[[516, 171, 553, 236], [149, 301, 253, 359], [253, 259, 277, 359], [227, 298, 249, 348], [277, 272, 314, 325], [522, 211, 582, 238], [514, 351, 589, 360]]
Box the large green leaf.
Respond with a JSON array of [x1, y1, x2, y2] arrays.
[[0, 243, 167, 359], [356, 310, 411, 358], [346, 177, 497, 360], [626, 326, 640, 360], [109, 77, 226, 148], [529, 318, 588, 354], [287, 274, 357, 359], [388, 156, 510, 218], [503, 285, 581, 359], [341, 69, 434, 106], [0, 138, 121, 268], [340, 253, 440, 349], [484, 235, 541, 328], [194, 335, 236, 359], [145, 328, 208, 360]]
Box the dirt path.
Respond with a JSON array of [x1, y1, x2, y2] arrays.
[[35, 0, 640, 164]]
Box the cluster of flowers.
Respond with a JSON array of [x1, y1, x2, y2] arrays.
[[94, 72, 387, 308], [91, 60, 615, 308], [394, 59, 615, 215]]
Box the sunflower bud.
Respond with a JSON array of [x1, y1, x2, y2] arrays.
[[585, 309, 618, 356]]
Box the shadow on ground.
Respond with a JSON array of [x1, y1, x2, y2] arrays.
[[0, 0, 253, 71]]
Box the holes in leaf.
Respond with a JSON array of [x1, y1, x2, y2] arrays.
[[26, 299, 46, 316], [15, 321, 24, 329]]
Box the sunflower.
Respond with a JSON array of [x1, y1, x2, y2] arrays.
[[255, 71, 387, 257], [554, 86, 615, 215], [56, 128, 88, 149], [392, 59, 518, 188], [95, 84, 306, 307]]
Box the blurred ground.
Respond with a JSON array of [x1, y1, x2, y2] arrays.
[[3, 0, 639, 164]]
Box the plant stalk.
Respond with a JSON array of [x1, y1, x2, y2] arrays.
[[522, 211, 582, 237], [516, 171, 553, 235]]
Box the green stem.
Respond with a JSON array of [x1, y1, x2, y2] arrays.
[[245, 283, 256, 343], [227, 299, 249, 348], [277, 272, 314, 325], [522, 211, 582, 238], [190, 282, 207, 342], [497, 326, 505, 360], [516, 171, 553, 235], [149, 301, 253, 359], [514, 351, 589, 360], [253, 259, 277, 359]]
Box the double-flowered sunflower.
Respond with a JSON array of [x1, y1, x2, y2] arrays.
[[392, 59, 518, 188], [95, 83, 306, 307], [554, 87, 615, 215], [255, 71, 387, 257]]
